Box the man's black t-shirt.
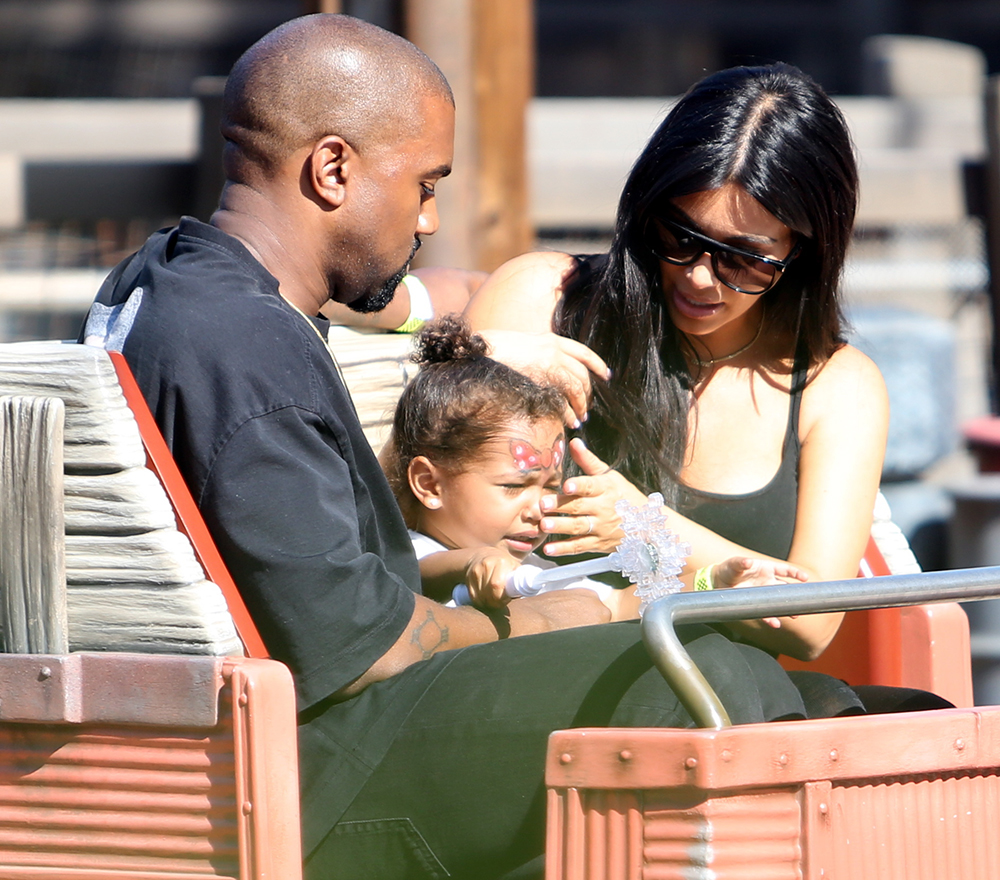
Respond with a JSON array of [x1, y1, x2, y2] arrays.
[[82, 217, 419, 711]]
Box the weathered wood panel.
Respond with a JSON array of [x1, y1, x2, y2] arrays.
[[0, 394, 68, 653]]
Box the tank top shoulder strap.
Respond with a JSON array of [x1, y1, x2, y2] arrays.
[[785, 342, 810, 451]]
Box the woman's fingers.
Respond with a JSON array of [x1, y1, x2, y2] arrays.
[[543, 534, 605, 558], [557, 336, 612, 382], [541, 515, 622, 556], [539, 439, 647, 555], [770, 562, 811, 583], [478, 330, 609, 427], [566, 437, 612, 480]]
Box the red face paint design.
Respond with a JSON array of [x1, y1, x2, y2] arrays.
[[510, 436, 565, 473]]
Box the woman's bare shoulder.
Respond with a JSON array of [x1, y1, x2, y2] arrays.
[[464, 251, 579, 332], [814, 343, 885, 387], [802, 343, 889, 428]]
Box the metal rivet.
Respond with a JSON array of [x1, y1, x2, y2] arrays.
[[955, 738, 966, 751], [819, 803, 829, 816], [238, 693, 248, 707], [242, 801, 253, 815], [684, 757, 698, 769], [618, 749, 632, 762], [829, 749, 839, 762], [721, 749, 732, 762], [778, 753, 789, 766], [559, 753, 573, 765], [38, 667, 52, 681]]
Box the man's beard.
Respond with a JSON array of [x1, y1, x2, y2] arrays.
[[347, 238, 421, 314]]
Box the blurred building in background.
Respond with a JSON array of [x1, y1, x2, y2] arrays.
[[0, 0, 996, 565], [5, 0, 1000, 696], [4, 0, 1000, 99]]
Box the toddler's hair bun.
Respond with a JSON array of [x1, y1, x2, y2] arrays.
[[411, 314, 489, 367]]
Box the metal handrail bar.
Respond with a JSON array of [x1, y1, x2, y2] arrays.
[[641, 566, 1000, 729]]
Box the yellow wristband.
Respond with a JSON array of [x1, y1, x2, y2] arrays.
[[693, 565, 714, 592]]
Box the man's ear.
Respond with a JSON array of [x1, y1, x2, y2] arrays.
[[408, 456, 444, 510], [309, 135, 352, 208]]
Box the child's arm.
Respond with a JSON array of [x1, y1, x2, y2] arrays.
[[418, 546, 521, 608]]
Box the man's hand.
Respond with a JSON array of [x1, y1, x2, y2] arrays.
[[478, 329, 610, 427]]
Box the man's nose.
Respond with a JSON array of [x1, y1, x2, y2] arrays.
[[417, 196, 440, 236]]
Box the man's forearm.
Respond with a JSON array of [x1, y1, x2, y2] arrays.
[[335, 590, 610, 698]]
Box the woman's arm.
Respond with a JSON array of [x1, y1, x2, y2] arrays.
[[464, 251, 574, 332], [788, 345, 889, 579], [539, 447, 840, 659], [715, 346, 888, 657], [322, 266, 488, 329], [465, 252, 610, 425], [540, 346, 889, 660]]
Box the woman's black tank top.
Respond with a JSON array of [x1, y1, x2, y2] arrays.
[[676, 354, 808, 560]]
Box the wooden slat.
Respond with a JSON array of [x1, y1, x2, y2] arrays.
[[0, 396, 68, 654]]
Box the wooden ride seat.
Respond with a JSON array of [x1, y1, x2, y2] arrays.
[[0, 341, 300, 880], [0, 341, 243, 656]]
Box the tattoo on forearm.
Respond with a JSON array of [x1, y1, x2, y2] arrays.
[[411, 608, 450, 659]]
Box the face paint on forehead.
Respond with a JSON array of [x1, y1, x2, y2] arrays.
[[509, 436, 565, 473]]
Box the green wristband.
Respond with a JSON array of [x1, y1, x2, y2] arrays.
[[693, 565, 715, 592]]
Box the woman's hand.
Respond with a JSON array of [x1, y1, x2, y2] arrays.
[[540, 439, 649, 556], [479, 329, 610, 428], [463, 547, 521, 609], [709, 556, 811, 628], [712, 556, 810, 590]]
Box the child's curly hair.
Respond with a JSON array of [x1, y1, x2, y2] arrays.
[[383, 315, 566, 525]]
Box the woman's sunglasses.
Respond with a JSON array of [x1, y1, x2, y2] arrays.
[[645, 217, 802, 295]]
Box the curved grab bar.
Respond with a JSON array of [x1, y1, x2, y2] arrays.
[[640, 565, 1000, 729]]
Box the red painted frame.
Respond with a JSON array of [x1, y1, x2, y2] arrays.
[[108, 350, 269, 659]]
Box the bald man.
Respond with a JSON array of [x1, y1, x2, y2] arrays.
[[81, 14, 807, 880]]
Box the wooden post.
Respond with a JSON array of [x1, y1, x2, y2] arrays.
[[301, 0, 342, 12], [983, 74, 1000, 411], [0, 395, 68, 653], [405, 0, 534, 272]]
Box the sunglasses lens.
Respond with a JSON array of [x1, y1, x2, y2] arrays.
[[648, 217, 791, 294], [714, 251, 778, 294], [649, 221, 702, 264]]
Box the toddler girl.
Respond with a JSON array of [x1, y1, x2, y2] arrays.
[[382, 316, 806, 618]]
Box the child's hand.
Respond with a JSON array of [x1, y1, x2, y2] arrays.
[[463, 548, 522, 609], [710, 557, 811, 628]]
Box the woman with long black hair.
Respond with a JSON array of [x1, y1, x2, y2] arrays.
[[466, 62, 888, 662]]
